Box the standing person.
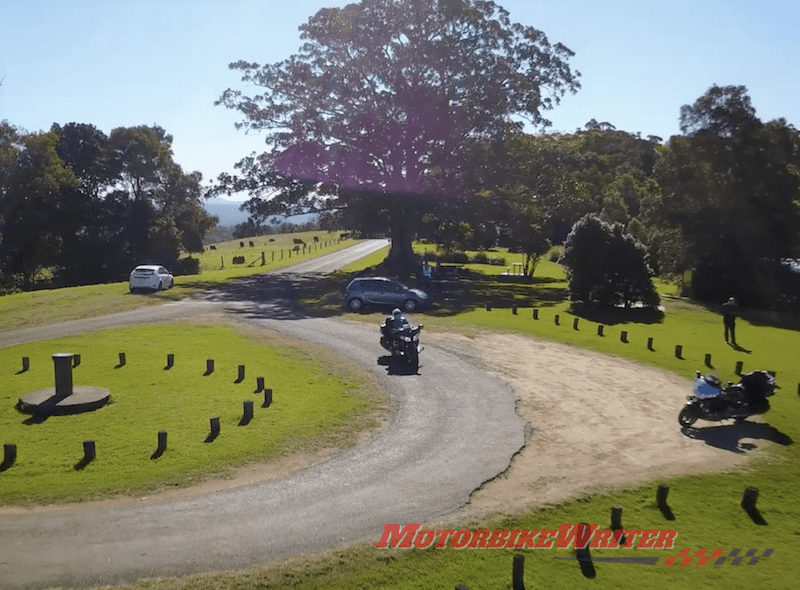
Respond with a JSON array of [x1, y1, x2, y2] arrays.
[[420, 259, 433, 290], [722, 297, 738, 345]]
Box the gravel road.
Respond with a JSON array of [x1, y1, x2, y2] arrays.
[[0, 240, 527, 590]]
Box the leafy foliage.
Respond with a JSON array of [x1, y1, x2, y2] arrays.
[[651, 85, 800, 307], [214, 0, 580, 270], [0, 123, 217, 290], [559, 214, 659, 308]]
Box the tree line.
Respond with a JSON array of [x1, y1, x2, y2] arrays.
[[0, 122, 217, 291], [214, 0, 800, 311]]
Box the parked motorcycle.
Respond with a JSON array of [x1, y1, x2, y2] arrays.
[[380, 320, 423, 370], [678, 370, 776, 427]]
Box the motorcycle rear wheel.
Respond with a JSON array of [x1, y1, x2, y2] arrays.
[[408, 348, 419, 371], [678, 407, 698, 427]]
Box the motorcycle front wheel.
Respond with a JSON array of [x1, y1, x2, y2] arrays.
[[678, 406, 698, 427]]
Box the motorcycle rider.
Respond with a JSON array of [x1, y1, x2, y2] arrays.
[[389, 308, 409, 332], [380, 308, 409, 344]]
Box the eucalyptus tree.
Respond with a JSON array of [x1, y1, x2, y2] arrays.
[[215, 0, 580, 270]]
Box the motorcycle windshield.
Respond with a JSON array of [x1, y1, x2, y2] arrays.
[[693, 379, 721, 399]]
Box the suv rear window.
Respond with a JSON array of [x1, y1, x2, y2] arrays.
[[135, 269, 154, 275]]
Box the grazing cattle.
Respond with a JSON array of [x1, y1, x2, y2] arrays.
[[239, 241, 245, 248], [340, 232, 350, 239], [232, 256, 245, 264], [293, 238, 304, 245], [249, 241, 254, 247], [209, 245, 217, 250], [292, 245, 300, 251], [269, 238, 275, 242], [313, 236, 319, 242]]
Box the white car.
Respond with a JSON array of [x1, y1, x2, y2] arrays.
[[129, 265, 174, 293]]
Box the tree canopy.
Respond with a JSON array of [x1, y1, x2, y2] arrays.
[[559, 214, 659, 309], [215, 0, 580, 270], [0, 122, 216, 290]]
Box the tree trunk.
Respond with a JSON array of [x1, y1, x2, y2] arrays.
[[384, 195, 419, 276]]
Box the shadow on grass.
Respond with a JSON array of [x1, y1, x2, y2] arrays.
[[181, 267, 571, 321], [681, 298, 800, 333], [681, 420, 793, 453], [569, 302, 665, 326]]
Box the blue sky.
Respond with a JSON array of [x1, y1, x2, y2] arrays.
[[2, 0, 798, 200]]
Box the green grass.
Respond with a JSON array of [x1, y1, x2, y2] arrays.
[[3, 242, 800, 589], [0, 322, 383, 505], [0, 232, 358, 332]]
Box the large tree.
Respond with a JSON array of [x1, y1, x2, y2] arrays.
[[215, 0, 580, 270], [651, 85, 800, 305]]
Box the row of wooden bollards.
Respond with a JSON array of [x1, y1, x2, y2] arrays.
[[17, 355, 260, 381], [1, 392, 274, 471], [452, 484, 768, 589], [520, 308, 783, 383]]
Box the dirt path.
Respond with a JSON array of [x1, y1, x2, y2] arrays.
[[438, 332, 758, 517]]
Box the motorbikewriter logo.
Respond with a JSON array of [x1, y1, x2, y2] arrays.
[[376, 524, 773, 566]]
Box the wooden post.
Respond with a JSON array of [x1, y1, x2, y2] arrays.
[[741, 487, 759, 511], [118, 352, 126, 367], [647, 337, 654, 350], [82, 440, 96, 462], [206, 359, 214, 375], [735, 361, 743, 375], [532, 309, 539, 320], [512, 554, 525, 590], [657, 485, 669, 510], [256, 376, 265, 392], [166, 353, 174, 369], [261, 251, 265, 266], [611, 505, 623, 530], [620, 331, 628, 343], [3, 443, 16, 467], [237, 365, 245, 382], [675, 345, 683, 359], [554, 314, 560, 326], [486, 303, 492, 311], [209, 417, 220, 436], [241, 400, 254, 425], [597, 325, 604, 337], [151, 431, 168, 459], [21, 357, 29, 372], [512, 304, 518, 315], [573, 317, 579, 330], [705, 353, 712, 367], [73, 354, 81, 368], [263, 388, 273, 408]]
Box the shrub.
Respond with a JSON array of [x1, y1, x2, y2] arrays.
[[559, 214, 660, 308]]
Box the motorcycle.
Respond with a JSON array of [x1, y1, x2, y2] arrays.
[[380, 320, 423, 370], [678, 370, 776, 427]]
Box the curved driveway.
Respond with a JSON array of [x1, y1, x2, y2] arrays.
[[0, 241, 526, 590]]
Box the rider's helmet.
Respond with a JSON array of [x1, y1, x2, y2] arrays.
[[392, 308, 402, 317]]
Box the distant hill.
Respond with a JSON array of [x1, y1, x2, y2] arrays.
[[203, 198, 319, 228], [203, 198, 250, 227]]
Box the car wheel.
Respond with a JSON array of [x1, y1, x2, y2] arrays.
[[403, 299, 417, 312], [348, 298, 364, 311], [157, 281, 163, 291]]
